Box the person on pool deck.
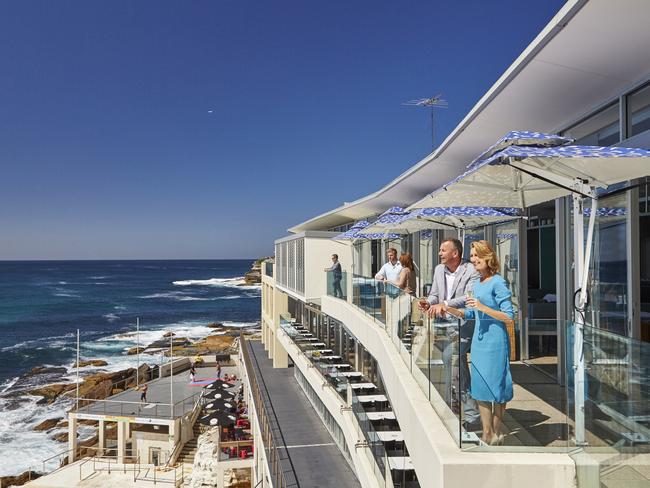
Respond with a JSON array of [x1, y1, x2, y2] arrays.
[[140, 383, 148, 403], [445, 240, 515, 445]]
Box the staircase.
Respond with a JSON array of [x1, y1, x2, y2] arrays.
[[177, 423, 202, 464]]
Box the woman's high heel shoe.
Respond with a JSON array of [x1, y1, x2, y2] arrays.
[[488, 434, 504, 446]]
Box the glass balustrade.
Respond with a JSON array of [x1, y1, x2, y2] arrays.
[[326, 271, 348, 300]]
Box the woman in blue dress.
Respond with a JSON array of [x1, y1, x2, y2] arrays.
[[447, 240, 514, 445]]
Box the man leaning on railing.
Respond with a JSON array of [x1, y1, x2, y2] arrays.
[[417, 237, 480, 428]]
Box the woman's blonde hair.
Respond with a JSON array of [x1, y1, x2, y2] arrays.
[[471, 240, 500, 276]]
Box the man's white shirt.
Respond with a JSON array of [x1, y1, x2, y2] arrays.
[[376, 261, 402, 282]]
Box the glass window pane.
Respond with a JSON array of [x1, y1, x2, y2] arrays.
[[564, 103, 620, 146], [628, 83, 650, 137]]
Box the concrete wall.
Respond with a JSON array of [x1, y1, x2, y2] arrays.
[[159, 357, 191, 378], [132, 430, 170, 464], [321, 295, 576, 488]]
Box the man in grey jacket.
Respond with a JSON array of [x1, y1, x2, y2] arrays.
[[419, 237, 480, 426]]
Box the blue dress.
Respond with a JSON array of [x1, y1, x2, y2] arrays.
[[464, 274, 514, 403]]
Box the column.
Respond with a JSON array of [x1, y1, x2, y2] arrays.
[[68, 415, 78, 464], [98, 419, 106, 456], [117, 421, 128, 464]]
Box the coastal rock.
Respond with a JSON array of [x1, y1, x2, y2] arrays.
[[33, 417, 63, 431], [26, 366, 68, 377], [127, 346, 145, 355], [207, 322, 224, 329], [0, 470, 41, 487], [52, 432, 68, 442], [72, 359, 108, 368], [163, 331, 175, 338]]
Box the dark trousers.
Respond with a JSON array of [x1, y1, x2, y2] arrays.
[[333, 278, 343, 298]]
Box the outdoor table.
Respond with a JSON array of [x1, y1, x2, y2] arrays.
[[309, 342, 326, 347], [330, 364, 352, 369], [305, 337, 319, 342], [328, 371, 362, 378], [350, 383, 376, 390], [366, 411, 396, 420], [357, 395, 388, 403], [387, 457, 414, 470], [377, 431, 403, 442], [319, 355, 340, 359]]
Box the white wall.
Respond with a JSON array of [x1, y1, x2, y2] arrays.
[[304, 237, 351, 300]]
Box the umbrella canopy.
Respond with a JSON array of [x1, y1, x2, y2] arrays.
[[204, 400, 236, 411], [471, 130, 573, 165], [212, 390, 236, 400], [198, 411, 237, 427], [363, 206, 522, 235], [411, 143, 650, 210], [333, 220, 371, 240], [205, 380, 231, 390]]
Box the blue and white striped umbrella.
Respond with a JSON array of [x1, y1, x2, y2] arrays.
[[470, 130, 573, 169], [333, 220, 371, 240], [411, 138, 650, 210], [363, 206, 522, 235]]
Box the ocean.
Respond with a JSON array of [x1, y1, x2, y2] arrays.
[[0, 259, 260, 476]]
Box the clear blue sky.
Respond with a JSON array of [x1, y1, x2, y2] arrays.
[[0, 0, 566, 260]]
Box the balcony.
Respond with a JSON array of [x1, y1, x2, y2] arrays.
[[323, 274, 650, 484]]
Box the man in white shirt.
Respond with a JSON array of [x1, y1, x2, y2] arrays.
[[375, 248, 402, 282]]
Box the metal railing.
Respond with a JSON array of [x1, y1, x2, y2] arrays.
[[241, 334, 299, 487], [74, 391, 203, 419]]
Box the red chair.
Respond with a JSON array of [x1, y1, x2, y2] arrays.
[[240, 449, 248, 459]]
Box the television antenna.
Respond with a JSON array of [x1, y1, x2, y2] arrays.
[[403, 94, 448, 149]]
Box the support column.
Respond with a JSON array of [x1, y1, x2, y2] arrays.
[[68, 415, 78, 464], [272, 331, 288, 368], [117, 421, 128, 464], [98, 419, 106, 456]]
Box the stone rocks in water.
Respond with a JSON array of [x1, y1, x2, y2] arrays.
[[127, 346, 145, 355], [207, 322, 224, 329], [72, 359, 108, 368], [27, 366, 68, 377], [30, 383, 76, 405], [0, 470, 41, 487], [163, 331, 175, 338], [52, 432, 68, 442], [33, 417, 63, 432]]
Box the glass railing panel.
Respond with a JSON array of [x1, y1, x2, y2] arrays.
[[567, 322, 650, 486], [326, 271, 348, 300], [526, 318, 560, 381], [351, 386, 388, 487], [352, 275, 385, 325]]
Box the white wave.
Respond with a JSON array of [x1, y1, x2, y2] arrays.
[[103, 313, 119, 322], [57, 281, 68, 285], [89, 276, 109, 279], [0, 376, 19, 394], [1, 333, 76, 352], [177, 296, 219, 301], [53, 292, 80, 298], [221, 321, 260, 329], [114, 305, 127, 310], [139, 291, 190, 299], [172, 276, 260, 291]]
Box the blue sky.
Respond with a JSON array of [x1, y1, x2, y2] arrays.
[[0, 0, 566, 260]]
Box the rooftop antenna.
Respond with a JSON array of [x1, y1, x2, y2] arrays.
[[403, 94, 448, 150]]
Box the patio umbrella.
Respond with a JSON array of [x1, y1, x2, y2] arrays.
[[198, 411, 237, 427], [212, 390, 236, 400], [409, 131, 650, 444], [204, 399, 235, 412], [362, 206, 522, 242], [204, 380, 230, 390], [332, 220, 372, 240]]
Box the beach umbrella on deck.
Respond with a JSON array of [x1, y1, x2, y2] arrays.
[[409, 131, 650, 444], [204, 379, 230, 390]]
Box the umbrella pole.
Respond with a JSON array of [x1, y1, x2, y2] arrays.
[[572, 191, 597, 446]]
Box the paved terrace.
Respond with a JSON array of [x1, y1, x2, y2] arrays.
[[75, 365, 220, 419], [248, 340, 360, 488]]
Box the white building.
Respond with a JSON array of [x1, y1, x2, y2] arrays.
[[259, 1, 650, 487]]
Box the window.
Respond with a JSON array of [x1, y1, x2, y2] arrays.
[[627, 83, 650, 137], [563, 103, 620, 146]]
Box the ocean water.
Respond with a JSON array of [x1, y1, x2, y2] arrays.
[[0, 260, 260, 476]]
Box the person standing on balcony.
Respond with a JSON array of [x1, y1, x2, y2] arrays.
[[324, 254, 343, 298], [446, 240, 515, 445], [418, 237, 480, 427], [391, 252, 416, 295], [375, 248, 402, 283]]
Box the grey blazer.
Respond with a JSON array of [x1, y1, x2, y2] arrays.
[[427, 261, 479, 308]]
